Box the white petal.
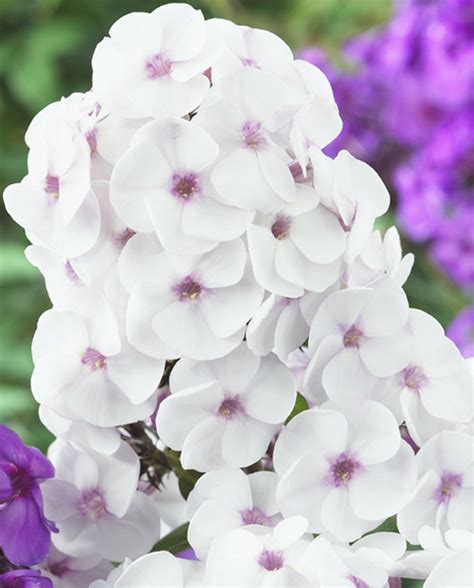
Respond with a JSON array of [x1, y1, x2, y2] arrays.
[[348, 401, 401, 465], [350, 442, 417, 521], [110, 141, 166, 232], [107, 346, 164, 404], [248, 224, 303, 297], [273, 409, 348, 475], [358, 278, 409, 338], [153, 301, 243, 361], [291, 205, 346, 264], [322, 487, 378, 542], [222, 416, 276, 467], [243, 353, 296, 424], [181, 416, 227, 471], [200, 265, 263, 339], [197, 239, 246, 288], [115, 551, 183, 588], [212, 148, 284, 212], [322, 348, 375, 407], [156, 382, 223, 449], [188, 500, 243, 560], [182, 194, 253, 241], [359, 327, 412, 377], [276, 453, 330, 533]]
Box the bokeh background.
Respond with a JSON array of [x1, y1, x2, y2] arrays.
[[1, 0, 472, 453]]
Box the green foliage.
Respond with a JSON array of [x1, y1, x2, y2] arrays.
[[153, 523, 190, 554], [286, 393, 309, 423]]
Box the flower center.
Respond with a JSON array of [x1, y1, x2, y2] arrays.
[[5, 465, 34, 498], [64, 260, 82, 285], [81, 348, 107, 370], [48, 560, 70, 579], [85, 128, 97, 153], [343, 325, 363, 348], [258, 549, 284, 571], [145, 53, 173, 79], [271, 215, 291, 240], [217, 396, 243, 419], [171, 173, 200, 200], [45, 174, 60, 200], [435, 472, 463, 505], [173, 276, 203, 301], [112, 227, 136, 249], [242, 121, 267, 151], [403, 365, 428, 391], [240, 506, 273, 526], [329, 453, 361, 487], [349, 575, 369, 588], [76, 489, 107, 522], [241, 57, 259, 67]]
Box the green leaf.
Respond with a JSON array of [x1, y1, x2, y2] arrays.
[[152, 523, 190, 555], [286, 393, 308, 422], [402, 580, 425, 588], [368, 516, 398, 534]]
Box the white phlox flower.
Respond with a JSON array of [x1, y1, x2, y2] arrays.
[[92, 4, 215, 119], [37, 546, 113, 588], [399, 526, 474, 587], [4, 106, 100, 257], [204, 516, 311, 586], [310, 148, 390, 263], [110, 117, 253, 253], [298, 533, 407, 588], [125, 238, 263, 361], [274, 402, 417, 541], [304, 278, 412, 407], [283, 59, 343, 170], [186, 468, 280, 560], [42, 439, 160, 561], [156, 342, 296, 471], [247, 184, 346, 297], [194, 67, 299, 213], [31, 304, 163, 426], [205, 18, 294, 82], [397, 431, 474, 544], [91, 551, 205, 587], [397, 309, 473, 446], [344, 226, 415, 288]]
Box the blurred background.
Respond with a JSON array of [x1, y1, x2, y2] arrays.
[[0, 0, 472, 453]]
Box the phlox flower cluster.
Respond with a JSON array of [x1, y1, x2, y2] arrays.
[[2, 3, 473, 587], [300, 0, 474, 357]]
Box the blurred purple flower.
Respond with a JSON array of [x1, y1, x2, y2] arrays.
[[0, 426, 56, 567], [447, 305, 474, 358], [0, 569, 52, 588], [299, 0, 474, 292], [430, 204, 474, 287]]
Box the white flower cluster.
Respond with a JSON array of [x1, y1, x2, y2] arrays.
[[4, 4, 473, 587]]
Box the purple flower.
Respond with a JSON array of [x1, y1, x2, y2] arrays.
[[0, 426, 56, 566], [0, 569, 52, 588], [176, 547, 197, 561], [430, 204, 474, 288], [447, 305, 474, 358]]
